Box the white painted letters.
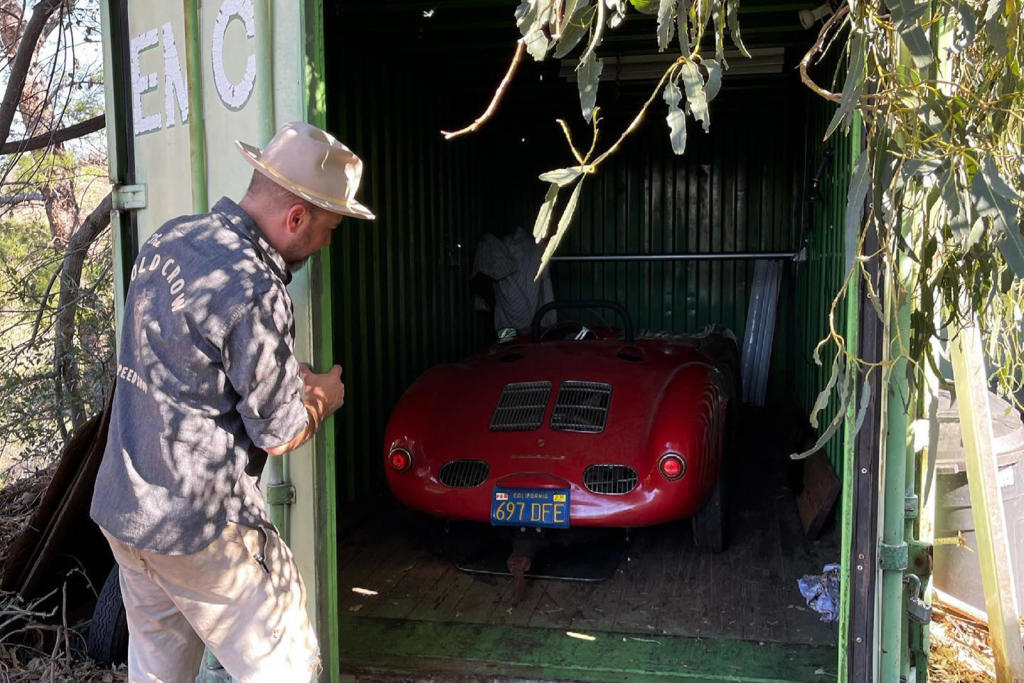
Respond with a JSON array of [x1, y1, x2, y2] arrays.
[[211, 0, 256, 110], [161, 23, 189, 127], [130, 28, 161, 134]]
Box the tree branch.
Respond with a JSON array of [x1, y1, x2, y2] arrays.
[[0, 0, 64, 149], [53, 191, 110, 432], [441, 41, 525, 141], [0, 115, 103, 155]]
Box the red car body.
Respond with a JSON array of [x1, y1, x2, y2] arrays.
[[384, 315, 738, 532]]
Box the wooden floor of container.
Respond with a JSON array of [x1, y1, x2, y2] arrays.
[[337, 420, 840, 680]]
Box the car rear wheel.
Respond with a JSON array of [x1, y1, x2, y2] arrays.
[[692, 474, 726, 552]]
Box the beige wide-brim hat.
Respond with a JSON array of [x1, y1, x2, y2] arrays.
[[235, 121, 375, 220]]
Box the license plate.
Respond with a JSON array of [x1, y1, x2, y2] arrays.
[[490, 487, 570, 528]]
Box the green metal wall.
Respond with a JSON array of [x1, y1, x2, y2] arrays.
[[544, 84, 801, 338], [325, 24, 849, 496], [326, 45, 490, 502], [792, 78, 854, 474]]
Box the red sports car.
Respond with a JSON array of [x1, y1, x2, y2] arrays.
[[383, 301, 739, 552]]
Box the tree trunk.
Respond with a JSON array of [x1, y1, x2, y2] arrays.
[[54, 192, 111, 432]]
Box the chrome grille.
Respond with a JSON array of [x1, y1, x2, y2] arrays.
[[551, 381, 612, 433], [438, 460, 490, 488], [583, 464, 639, 495], [490, 381, 552, 431]]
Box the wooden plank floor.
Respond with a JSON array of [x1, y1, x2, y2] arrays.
[[338, 436, 839, 649]]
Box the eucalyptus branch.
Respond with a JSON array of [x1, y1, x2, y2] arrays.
[[441, 40, 525, 141]]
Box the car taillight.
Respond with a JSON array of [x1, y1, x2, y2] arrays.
[[658, 452, 686, 481], [388, 447, 413, 472]]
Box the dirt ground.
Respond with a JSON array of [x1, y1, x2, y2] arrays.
[[0, 469, 1012, 681]]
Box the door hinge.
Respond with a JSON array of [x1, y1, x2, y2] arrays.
[[878, 541, 908, 571], [266, 483, 296, 506], [112, 183, 147, 210]]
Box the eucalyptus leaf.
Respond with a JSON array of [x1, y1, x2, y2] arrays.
[[516, 0, 538, 33], [975, 158, 1024, 277], [952, 0, 978, 52], [704, 59, 722, 102], [792, 361, 854, 460], [537, 179, 585, 277], [902, 158, 943, 178], [809, 353, 842, 429], [578, 51, 603, 122], [607, 0, 627, 27], [853, 372, 872, 436], [554, 4, 597, 58], [676, 0, 690, 53], [845, 153, 871, 264], [726, 0, 751, 58], [524, 26, 552, 61], [680, 61, 710, 131], [539, 166, 586, 186], [900, 26, 935, 68], [984, 0, 1004, 22], [824, 31, 865, 139], [657, 0, 677, 51], [713, 4, 726, 64], [533, 183, 560, 242], [663, 81, 688, 154], [985, 16, 1008, 58]]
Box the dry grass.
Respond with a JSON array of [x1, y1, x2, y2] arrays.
[[929, 604, 1024, 682], [0, 473, 126, 683]]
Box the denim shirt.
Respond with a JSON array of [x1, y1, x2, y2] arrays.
[[90, 198, 308, 554]]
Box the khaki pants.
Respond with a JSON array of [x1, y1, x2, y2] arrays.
[[101, 524, 319, 683]]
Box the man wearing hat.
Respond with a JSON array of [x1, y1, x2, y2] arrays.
[[90, 122, 373, 682]]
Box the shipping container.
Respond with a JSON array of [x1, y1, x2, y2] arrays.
[[98, 0, 930, 680]]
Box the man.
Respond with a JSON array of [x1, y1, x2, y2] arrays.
[[90, 122, 374, 682]]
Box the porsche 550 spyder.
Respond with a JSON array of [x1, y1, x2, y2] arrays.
[[383, 301, 739, 552]]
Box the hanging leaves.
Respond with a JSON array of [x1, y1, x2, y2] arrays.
[[679, 61, 710, 131], [663, 80, 688, 154], [577, 51, 603, 122]]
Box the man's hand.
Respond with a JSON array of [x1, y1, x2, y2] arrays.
[[301, 364, 345, 417], [265, 364, 344, 456]]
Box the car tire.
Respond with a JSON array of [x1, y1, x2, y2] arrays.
[[87, 564, 129, 666], [692, 474, 726, 552]]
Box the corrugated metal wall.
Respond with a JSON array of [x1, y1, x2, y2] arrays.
[[326, 46, 490, 501], [792, 74, 853, 474], [542, 85, 801, 338], [325, 19, 850, 496]]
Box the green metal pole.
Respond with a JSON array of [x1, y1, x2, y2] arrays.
[[250, 0, 291, 542], [879, 254, 911, 683], [183, 0, 208, 214], [837, 112, 862, 683], [302, 2, 340, 680]]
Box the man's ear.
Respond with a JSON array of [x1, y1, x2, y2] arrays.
[[285, 204, 310, 234]]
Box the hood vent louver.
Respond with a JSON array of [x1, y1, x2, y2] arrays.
[[551, 381, 613, 433], [583, 464, 639, 495], [439, 460, 490, 488], [490, 381, 553, 431]]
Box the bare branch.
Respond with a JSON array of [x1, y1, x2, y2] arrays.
[[0, 0, 64, 149], [441, 41, 526, 141], [0, 114, 104, 155]]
